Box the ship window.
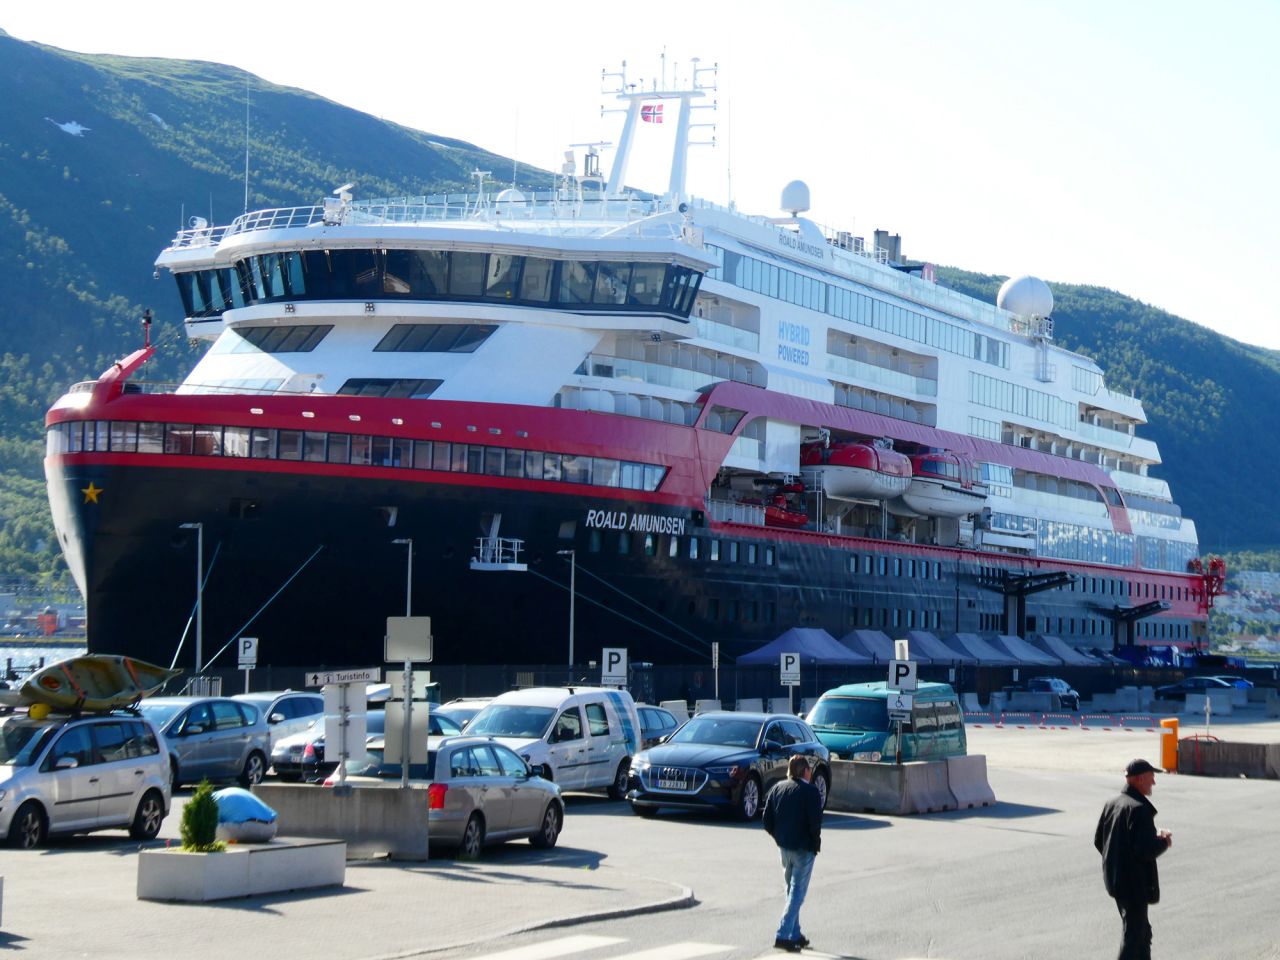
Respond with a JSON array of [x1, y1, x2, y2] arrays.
[[64, 420, 83, 453], [304, 431, 326, 462], [524, 450, 544, 478], [138, 422, 163, 454], [670, 537, 681, 559], [643, 464, 665, 491], [708, 540, 719, 561], [230, 324, 332, 353], [863, 556, 873, 575], [729, 542, 740, 563], [894, 558, 902, 577], [618, 531, 631, 554], [92, 421, 110, 451], [374, 323, 497, 353], [220, 426, 248, 457], [707, 597, 720, 620], [519, 258, 554, 301], [542, 452, 562, 482], [336, 378, 443, 399], [747, 544, 758, 564], [907, 610, 915, 628], [432, 441, 453, 471], [766, 601, 777, 623], [644, 534, 656, 556], [933, 562, 941, 579], [350, 436, 373, 466], [593, 262, 631, 305], [326, 433, 350, 464], [278, 430, 303, 460], [559, 261, 596, 304], [110, 421, 138, 453], [193, 425, 223, 456], [485, 254, 522, 299], [165, 424, 195, 456], [412, 440, 432, 469], [449, 252, 487, 296], [561, 454, 591, 484], [689, 537, 700, 560], [628, 264, 666, 306], [464, 445, 483, 473], [592, 458, 620, 487], [503, 448, 524, 478], [765, 546, 776, 566], [249, 428, 275, 459], [877, 556, 887, 576], [475, 446, 499, 475], [619, 461, 644, 490], [848, 555, 858, 573]]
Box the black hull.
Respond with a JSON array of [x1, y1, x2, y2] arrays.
[[48, 459, 1198, 670]]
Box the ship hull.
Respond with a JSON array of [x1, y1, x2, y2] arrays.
[[46, 455, 1197, 669]]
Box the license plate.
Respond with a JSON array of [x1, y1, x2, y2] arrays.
[[657, 779, 688, 790]]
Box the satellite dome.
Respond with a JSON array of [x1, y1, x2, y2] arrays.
[[781, 180, 811, 216], [495, 188, 528, 204], [997, 275, 1053, 318]]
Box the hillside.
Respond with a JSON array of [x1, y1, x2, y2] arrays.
[[0, 32, 1274, 593]]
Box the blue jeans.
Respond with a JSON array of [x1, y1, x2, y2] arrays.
[[776, 847, 816, 942]]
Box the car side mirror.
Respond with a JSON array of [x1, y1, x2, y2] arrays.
[[269, 712, 285, 724], [55, 756, 79, 770], [763, 739, 784, 753], [184, 723, 206, 736], [530, 763, 549, 779]]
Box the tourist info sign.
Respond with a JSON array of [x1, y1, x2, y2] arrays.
[[307, 667, 381, 687], [887, 659, 918, 692]]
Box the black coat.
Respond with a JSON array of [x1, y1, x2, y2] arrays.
[[763, 777, 822, 854], [1094, 784, 1168, 904]]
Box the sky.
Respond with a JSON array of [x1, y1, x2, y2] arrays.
[[5, 1, 1279, 347]]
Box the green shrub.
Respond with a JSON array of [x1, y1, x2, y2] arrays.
[[180, 779, 225, 852]]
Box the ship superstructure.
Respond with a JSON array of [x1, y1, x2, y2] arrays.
[[45, 62, 1207, 670]]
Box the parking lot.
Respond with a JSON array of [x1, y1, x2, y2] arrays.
[[0, 710, 1277, 960]]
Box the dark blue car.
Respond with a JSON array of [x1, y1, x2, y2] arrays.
[[626, 712, 830, 820]]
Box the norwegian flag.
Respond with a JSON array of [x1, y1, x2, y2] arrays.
[[641, 103, 663, 124]]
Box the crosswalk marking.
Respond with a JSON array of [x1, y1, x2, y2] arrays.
[[611, 943, 731, 960], [466, 935, 625, 959]]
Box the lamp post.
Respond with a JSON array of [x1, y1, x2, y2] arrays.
[[179, 522, 204, 674], [391, 538, 413, 616], [556, 549, 575, 683]]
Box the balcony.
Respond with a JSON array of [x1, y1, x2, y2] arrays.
[[825, 354, 937, 397], [692, 316, 760, 352]]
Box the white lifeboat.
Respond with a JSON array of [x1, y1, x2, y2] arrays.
[[800, 438, 911, 501], [887, 450, 988, 518]]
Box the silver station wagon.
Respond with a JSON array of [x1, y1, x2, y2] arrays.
[[0, 711, 171, 848], [138, 696, 270, 788]]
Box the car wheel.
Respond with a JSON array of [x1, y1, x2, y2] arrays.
[[458, 814, 485, 860], [7, 801, 47, 849], [812, 769, 830, 811], [529, 803, 562, 848], [129, 790, 166, 841], [606, 758, 630, 801], [631, 803, 658, 818], [239, 751, 266, 787], [736, 775, 762, 821]]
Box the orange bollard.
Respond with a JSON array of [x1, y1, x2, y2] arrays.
[[1160, 717, 1179, 772]]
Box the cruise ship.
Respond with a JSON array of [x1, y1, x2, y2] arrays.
[[44, 63, 1214, 671]]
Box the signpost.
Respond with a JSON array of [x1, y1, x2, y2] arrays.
[[320, 676, 373, 793], [887, 639, 916, 765], [712, 641, 720, 701], [386, 616, 432, 789], [780, 651, 800, 714], [237, 637, 258, 694], [601, 648, 627, 687]]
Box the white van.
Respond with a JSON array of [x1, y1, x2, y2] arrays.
[[465, 687, 641, 798]]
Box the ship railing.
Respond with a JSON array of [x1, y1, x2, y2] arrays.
[[824, 354, 938, 397], [470, 536, 528, 572], [167, 224, 233, 250], [704, 498, 765, 526]]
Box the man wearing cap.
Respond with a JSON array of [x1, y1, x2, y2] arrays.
[[1094, 759, 1173, 960]]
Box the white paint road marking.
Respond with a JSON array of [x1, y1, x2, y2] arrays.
[[465, 936, 625, 959], [612, 943, 732, 959]]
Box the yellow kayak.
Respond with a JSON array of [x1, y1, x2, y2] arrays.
[[12, 655, 182, 711]]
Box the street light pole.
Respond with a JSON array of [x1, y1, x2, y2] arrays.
[[180, 522, 204, 674], [557, 549, 575, 684], [391, 538, 414, 789]]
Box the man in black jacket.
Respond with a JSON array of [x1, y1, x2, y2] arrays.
[[1094, 758, 1172, 959], [762, 755, 823, 952]]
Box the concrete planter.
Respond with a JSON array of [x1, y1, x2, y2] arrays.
[[136, 838, 345, 902]]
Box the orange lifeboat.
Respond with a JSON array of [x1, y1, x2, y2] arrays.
[[800, 438, 912, 501]]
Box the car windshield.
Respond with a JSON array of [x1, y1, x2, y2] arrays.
[[0, 717, 60, 766], [668, 716, 763, 747], [807, 697, 890, 731], [467, 705, 556, 739], [136, 701, 185, 727]]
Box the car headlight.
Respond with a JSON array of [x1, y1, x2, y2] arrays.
[[705, 764, 741, 779], [853, 751, 882, 762], [630, 757, 650, 773]]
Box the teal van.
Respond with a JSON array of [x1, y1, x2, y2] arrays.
[[805, 681, 967, 762]]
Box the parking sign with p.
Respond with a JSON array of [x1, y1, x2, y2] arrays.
[[780, 651, 800, 687]]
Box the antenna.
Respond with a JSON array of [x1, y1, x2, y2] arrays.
[[243, 76, 251, 214]]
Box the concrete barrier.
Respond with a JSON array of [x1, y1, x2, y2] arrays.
[[827, 757, 992, 815], [659, 699, 689, 721], [693, 699, 721, 715], [1184, 693, 1233, 717], [254, 783, 430, 860], [736, 698, 763, 713], [1230, 688, 1249, 708], [1177, 740, 1280, 779], [137, 838, 345, 901], [1007, 692, 1054, 711], [946, 755, 996, 808]]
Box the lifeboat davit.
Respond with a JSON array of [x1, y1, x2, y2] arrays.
[[801, 439, 912, 501], [887, 450, 988, 518]]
